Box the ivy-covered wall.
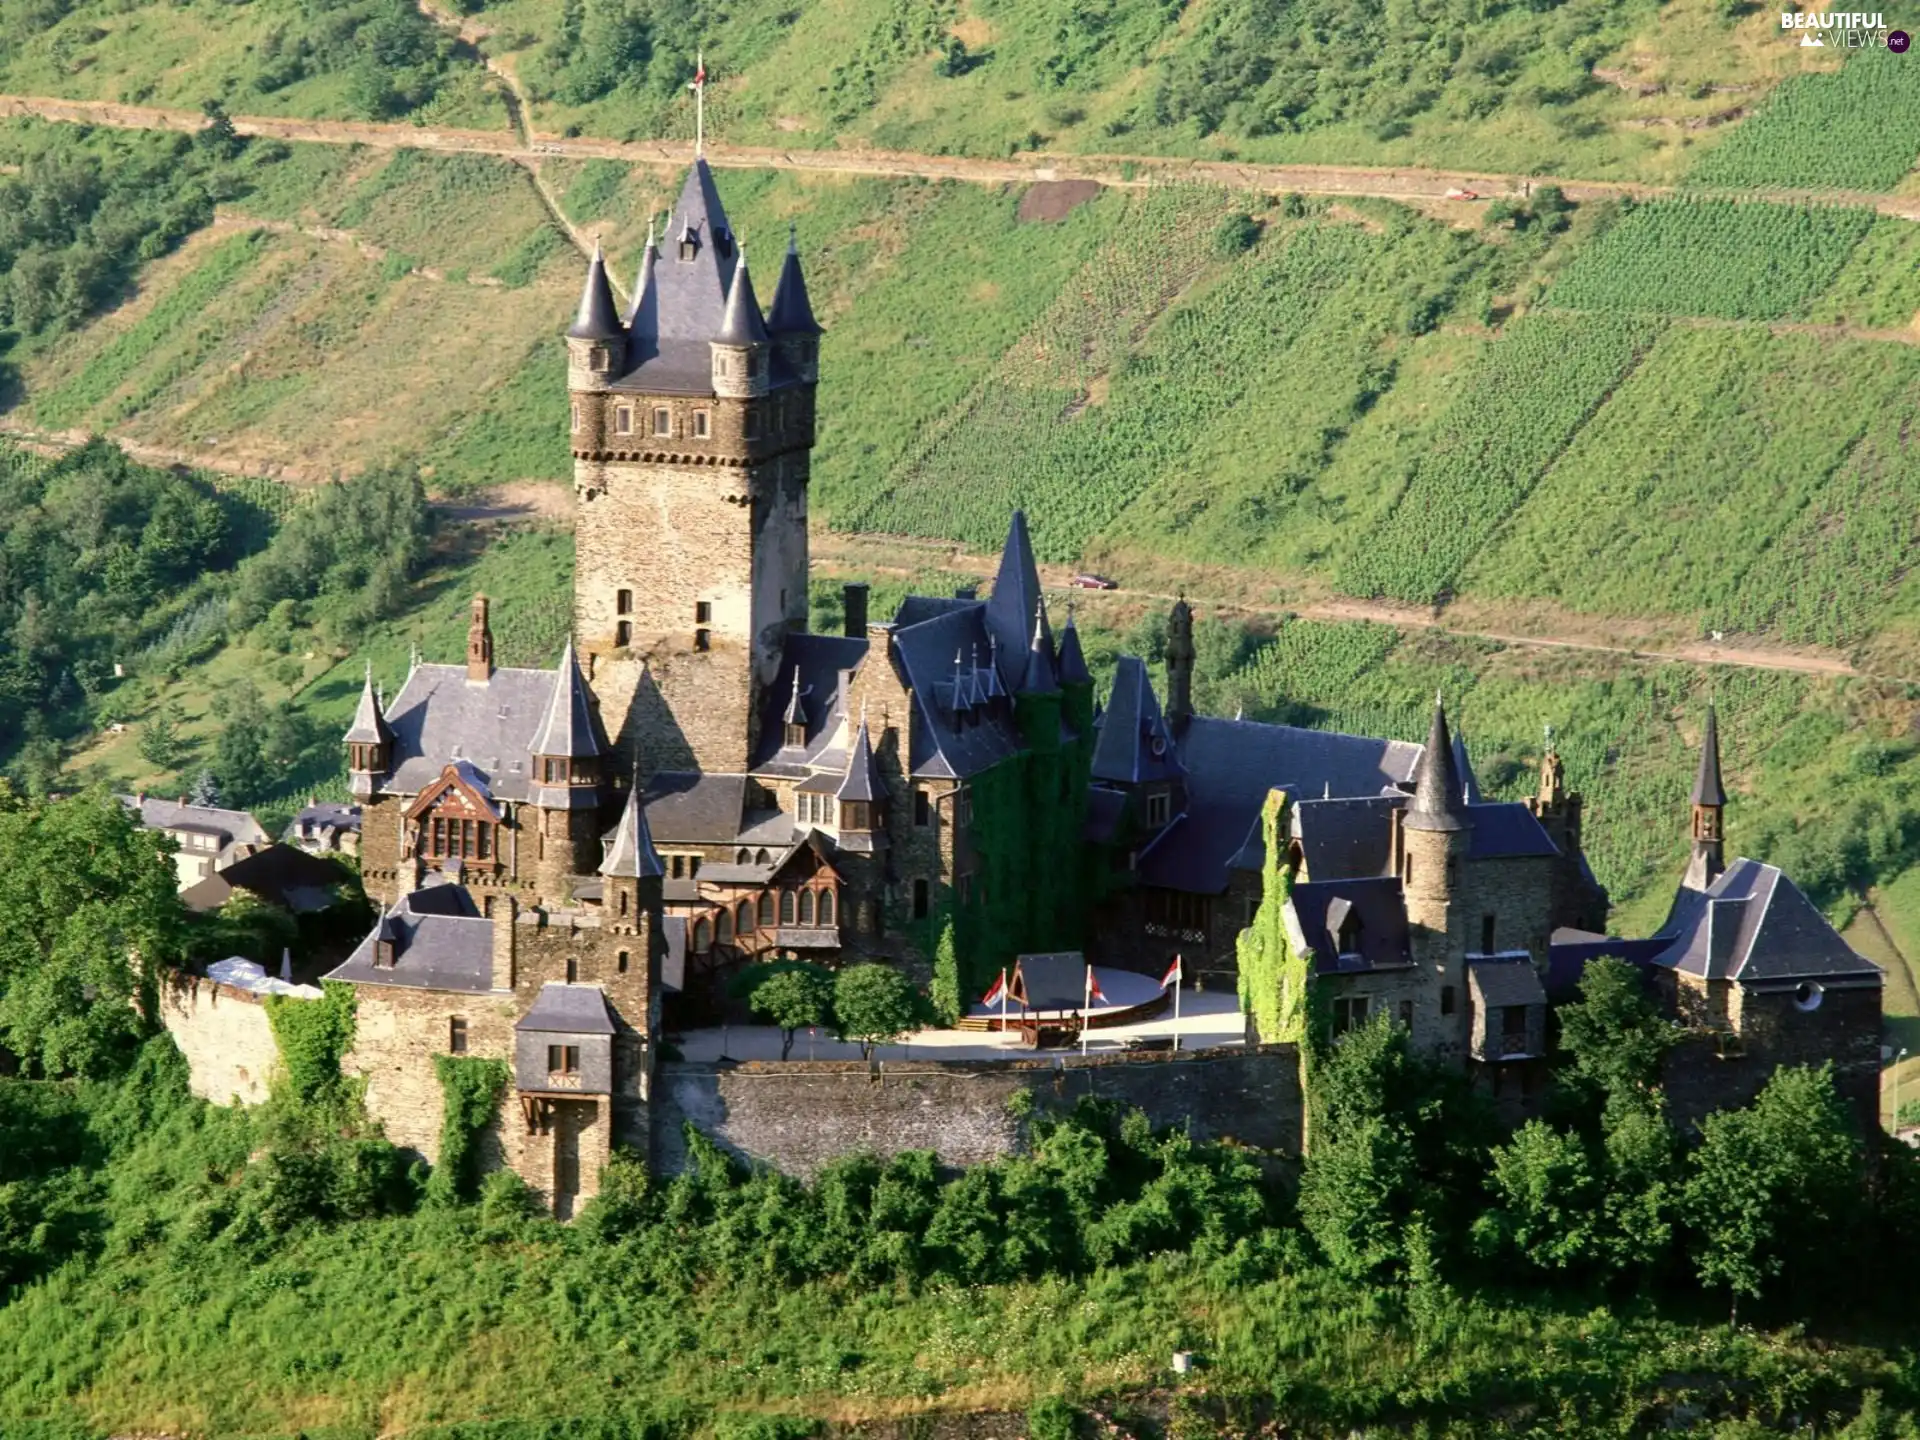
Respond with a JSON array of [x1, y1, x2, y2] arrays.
[[1236, 791, 1307, 1046], [263, 981, 357, 1105], [428, 1055, 509, 1204]]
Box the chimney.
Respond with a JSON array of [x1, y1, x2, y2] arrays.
[[842, 582, 869, 639], [467, 593, 494, 683], [491, 893, 518, 991]]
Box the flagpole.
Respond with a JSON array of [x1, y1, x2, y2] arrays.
[[999, 966, 1008, 1040], [1081, 965, 1091, 1057], [693, 49, 705, 157], [1173, 954, 1182, 1052]]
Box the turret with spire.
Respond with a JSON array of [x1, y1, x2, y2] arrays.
[[566, 239, 625, 393], [529, 636, 609, 903], [1396, 692, 1477, 1058], [1684, 704, 1727, 891], [712, 248, 772, 399], [1165, 595, 1195, 734], [769, 222, 823, 384], [345, 663, 393, 799], [1057, 603, 1094, 732]]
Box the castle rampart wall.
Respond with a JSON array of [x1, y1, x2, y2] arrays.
[[158, 975, 282, 1107]]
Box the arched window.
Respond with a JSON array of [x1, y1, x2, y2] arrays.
[[798, 890, 814, 925], [819, 889, 835, 926], [756, 849, 771, 865], [738, 899, 754, 935], [693, 917, 712, 951], [737, 848, 751, 864], [618, 889, 629, 917], [759, 892, 775, 927], [717, 908, 733, 943], [780, 889, 796, 924]]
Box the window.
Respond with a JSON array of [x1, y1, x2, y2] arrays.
[[652, 407, 672, 437], [542, 758, 569, 785], [716, 909, 733, 943], [914, 790, 930, 827], [737, 848, 751, 864], [818, 889, 835, 927], [565, 957, 578, 983], [617, 949, 629, 974], [744, 409, 761, 441], [1480, 914, 1496, 954], [693, 409, 710, 438], [1398, 1000, 1413, 1030], [799, 890, 814, 925], [570, 402, 581, 434], [842, 801, 867, 831], [689, 855, 701, 877], [618, 890, 629, 917], [695, 601, 712, 624], [787, 722, 807, 750], [423, 815, 496, 862], [695, 629, 710, 652], [589, 346, 608, 370], [616, 620, 632, 648], [449, 1017, 468, 1054], [716, 354, 729, 375], [1331, 995, 1371, 1037], [913, 878, 929, 920], [1145, 889, 1210, 932], [671, 855, 685, 879], [1441, 985, 1456, 1017], [616, 589, 632, 615], [1336, 912, 1362, 956], [798, 793, 811, 824], [758, 892, 775, 927], [737, 899, 754, 935], [1403, 853, 1414, 885], [374, 939, 395, 968], [756, 849, 771, 865], [614, 406, 633, 435], [1501, 1005, 1529, 1051], [693, 917, 712, 951], [1147, 792, 1170, 827], [780, 889, 796, 924], [548, 1044, 580, 1076]]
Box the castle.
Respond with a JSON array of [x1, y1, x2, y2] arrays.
[[312, 159, 1883, 1214]]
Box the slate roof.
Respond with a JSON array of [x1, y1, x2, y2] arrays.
[[1294, 795, 1402, 880], [1020, 602, 1059, 694], [382, 663, 560, 802], [661, 916, 687, 993], [888, 600, 1028, 780], [600, 787, 665, 878], [1288, 877, 1414, 976], [1057, 613, 1091, 687], [624, 223, 658, 330], [515, 983, 616, 1035], [716, 250, 772, 346], [344, 669, 393, 746], [1466, 803, 1560, 860], [1451, 727, 1480, 804], [644, 772, 748, 844], [289, 801, 362, 837], [207, 843, 347, 913], [1091, 656, 1181, 787], [1015, 952, 1089, 1010], [326, 881, 494, 994], [1469, 957, 1548, 1008], [751, 632, 869, 772], [1404, 698, 1469, 833], [984, 512, 1045, 692], [567, 242, 623, 341], [768, 229, 822, 335], [1649, 857, 1882, 989], [119, 794, 269, 850], [1692, 704, 1727, 807], [529, 637, 604, 761], [836, 723, 883, 802]]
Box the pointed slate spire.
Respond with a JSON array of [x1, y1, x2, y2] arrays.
[[1450, 725, 1479, 808], [1404, 692, 1470, 833], [1020, 599, 1059, 695], [716, 248, 772, 346], [1692, 704, 1727, 807], [981, 637, 1006, 700], [987, 510, 1044, 688], [768, 223, 823, 335], [952, 648, 975, 715], [530, 637, 603, 759], [783, 669, 807, 730], [836, 721, 882, 802], [1057, 605, 1091, 687], [599, 784, 664, 879], [625, 216, 660, 333], [567, 239, 623, 340], [344, 663, 392, 745]]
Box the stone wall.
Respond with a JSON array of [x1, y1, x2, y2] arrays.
[[651, 1044, 1303, 1178], [158, 974, 282, 1106]]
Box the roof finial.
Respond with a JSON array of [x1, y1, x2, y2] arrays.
[[788, 220, 798, 255]]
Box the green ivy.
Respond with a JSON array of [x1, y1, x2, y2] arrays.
[[430, 1055, 509, 1205], [264, 981, 357, 1106], [1236, 791, 1306, 1045]]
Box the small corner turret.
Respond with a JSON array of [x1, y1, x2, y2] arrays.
[[345, 662, 392, 798], [711, 248, 773, 398], [566, 240, 625, 393], [768, 223, 823, 384], [1165, 595, 1195, 732], [1684, 703, 1727, 891]]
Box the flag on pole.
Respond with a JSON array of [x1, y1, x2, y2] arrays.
[[1086, 966, 1106, 1007], [691, 53, 706, 88], [982, 972, 1006, 1007], [1158, 954, 1183, 991]]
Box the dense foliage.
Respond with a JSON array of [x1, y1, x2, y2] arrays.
[[430, 1055, 510, 1205], [1687, 50, 1920, 194]]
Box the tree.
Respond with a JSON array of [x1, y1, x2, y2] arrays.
[[1476, 1120, 1601, 1273], [211, 679, 272, 806], [189, 768, 222, 808], [833, 964, 921, 1061], [751, 965, 835, 1062], [1236, 790, 1304, 1042], [137, 701, 187, 773], [197, 100, 242, 159], [930, 916, 962, 1026], [0, 790, 183, 1076], [1557, 956, 1676, 1105], [1682, 1064, 1862, 1321], [1298, 1017, 1422, 1279]]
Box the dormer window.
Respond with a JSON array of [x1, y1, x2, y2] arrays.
[[1337, 912, 1363, 957], [1146, 791, 1170, 828], [374, 938, 396, 969], [786, 721, 806, 748]]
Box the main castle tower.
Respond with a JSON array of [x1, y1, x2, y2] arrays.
[[566, 161, 822, 776]]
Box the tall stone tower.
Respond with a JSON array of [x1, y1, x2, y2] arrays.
[[1398, 694, 1473, 1060], [567, 161, 822, 777]]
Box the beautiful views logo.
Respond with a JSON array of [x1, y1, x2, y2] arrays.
[[1779, 10, 1902, 47]]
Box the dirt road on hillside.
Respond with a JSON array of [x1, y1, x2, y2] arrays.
[[9, 90, 1920, 223]]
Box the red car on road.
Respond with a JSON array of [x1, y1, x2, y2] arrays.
[[1069, 573, 1118, 590]]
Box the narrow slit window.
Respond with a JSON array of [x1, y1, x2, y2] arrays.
[[693, 410, 710, 438]]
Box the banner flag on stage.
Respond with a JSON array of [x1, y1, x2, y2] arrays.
[[1158, 954, 1183, 991], [982, 972, 1006, 1006]]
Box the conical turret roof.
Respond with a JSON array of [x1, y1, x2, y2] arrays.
[[836, 722, 882, 802], [1404, 693, 1470, 833], [625, 219, 660, 335], [344, 664, 392, 745], [1020, 601, 1059, 695], [530, 638, 603, 759], [1057, 608, 1091, 687], [567, 240, 623, 340], [768, 225, 823, 335], [1692, 704, 1727, 807], [599, 786, 664, 879], [654, 160, 740, 343], [988, 511, 1043, 689], [716, 249, 772, 346]]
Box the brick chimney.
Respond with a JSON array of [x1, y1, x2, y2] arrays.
[[491, 893, 518, 991], [467, 593, 494, 684], [842, 582, 869, 639]]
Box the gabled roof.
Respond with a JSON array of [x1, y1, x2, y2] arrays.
[[528, 637, 604, 761], [516, 983, 616, 1035], [326, 880, 494, 994], [643, 772, 749, 844], [119, 794, 269, 850], [1091, 656, 1181, 786], [1014, 952, 1088, 1010], [1650, 857, 1881, 988], [1692, 704, 1727, 807], [1288, 877, 1413, 976], [344, 667, 393, 746], [767, 228, 822, 335], [1404, 696, 1470, 834], [716, 249, 772, 346], [600, 787, 664, 879], [985, 511, 1045, 692], [382, 662, 560, 803], [567, 241, 623, 341]]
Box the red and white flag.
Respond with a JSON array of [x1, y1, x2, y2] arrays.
[[1159, 954, 1183, 991], [982, 972, 1006, 1007], [691, 54, 706, 88], [1085, 966, 1106, 1007]]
